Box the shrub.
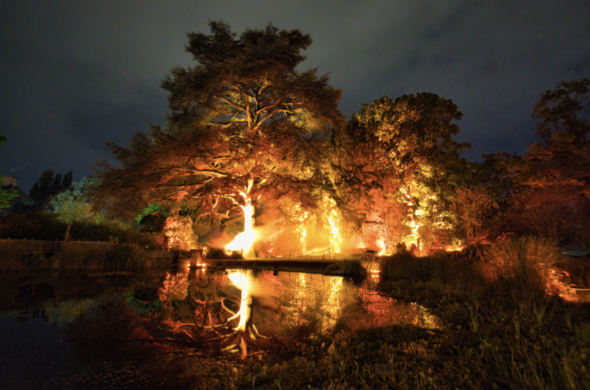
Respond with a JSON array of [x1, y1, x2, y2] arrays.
[[106, 243, 149, 272], [484, 236, 564, 296]]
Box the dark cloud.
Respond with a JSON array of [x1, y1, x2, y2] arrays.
[[0, 0, 589, 190]]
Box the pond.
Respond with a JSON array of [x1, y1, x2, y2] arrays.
[[0, 266, 441, 389]]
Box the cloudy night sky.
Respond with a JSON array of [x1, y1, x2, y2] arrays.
[[1, 1, 589, 192]]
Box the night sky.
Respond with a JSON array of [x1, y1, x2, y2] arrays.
[[1, 1, 589, 191]]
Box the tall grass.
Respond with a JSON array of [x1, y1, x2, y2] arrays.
[[483, 236, 565, 297], [106, 243, 150, 272], [54, 243, 109, 270], [378, 237, 567, 298], [379, 249, 487, 292]]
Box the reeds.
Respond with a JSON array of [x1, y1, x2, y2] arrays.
[[379, 248, 487, 292], [54, 242, 109, 270], [106, 243, 150, 272], [483, 236, 566, 297]]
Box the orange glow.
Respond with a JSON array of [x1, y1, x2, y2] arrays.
[[376, 238, 387, 256], [323, 196, 342, 253], [545, 268, 578, 302], [225, 193, 256, 255], [228, 271, 252, 331], [445, 244, 465, 252], [294, 204, 309, 254], [404, 219, 421, 250]]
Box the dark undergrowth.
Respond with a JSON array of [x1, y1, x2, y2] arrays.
[[193, 283, 588, 389]]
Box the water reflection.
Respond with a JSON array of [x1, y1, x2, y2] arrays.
[[158, 268, 441, 339], [0, 268, 442, 386]]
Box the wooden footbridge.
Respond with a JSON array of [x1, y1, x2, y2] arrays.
[[203, 256, 360, 274]]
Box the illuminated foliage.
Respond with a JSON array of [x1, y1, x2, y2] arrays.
[[341, 93, 470, 245], [90, 21, 345, 242], [49, 177, 105, 224], [163, 215, 196, 251]]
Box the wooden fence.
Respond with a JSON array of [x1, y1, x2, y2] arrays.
[[0, 239, 174, 259], [0, 238, 113, 253]]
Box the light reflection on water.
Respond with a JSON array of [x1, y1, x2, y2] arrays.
[[182, 268, 441, 335], [0, 268, 442, 387]]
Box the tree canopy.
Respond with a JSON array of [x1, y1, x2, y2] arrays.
[[512, 78, 590, 199], [90, 21, 345, 235], [341, 93, 470, 237], [508, 79, 590, 244]]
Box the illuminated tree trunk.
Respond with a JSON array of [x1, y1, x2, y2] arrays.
[[225, 179, 256, 255], [323, 196, 342, 253], [295, 204, 309, 254], [228, 271, 252, 332]]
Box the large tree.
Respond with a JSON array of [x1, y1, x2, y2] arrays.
[[512, 78, 590, 198], [509, 79, 590, 244], [90, 21, 345, 241], [339, 93, 470, 247], [449, 153, 516, 244]]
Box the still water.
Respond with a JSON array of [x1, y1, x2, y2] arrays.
[[0, 267, 440, 389]]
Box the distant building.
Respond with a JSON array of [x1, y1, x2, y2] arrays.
[[1, 175, 37, 216]]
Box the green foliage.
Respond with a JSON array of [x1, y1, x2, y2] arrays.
[[0, 176, 19, 211], [49, 177, 105, 224], [135, 201, 161, 222], [106, 243, 150, 272]]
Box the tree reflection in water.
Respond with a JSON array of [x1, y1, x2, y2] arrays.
[[60, 267, 441, 381], [127, 269, 441, 362]]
